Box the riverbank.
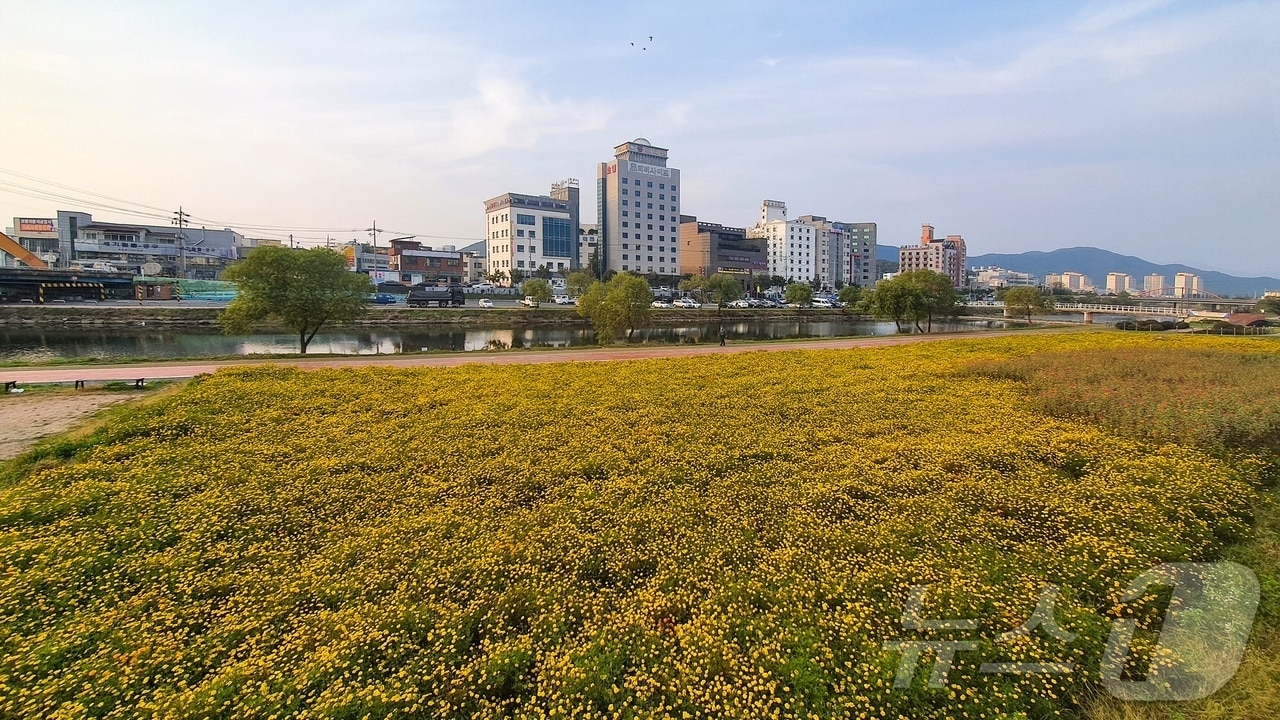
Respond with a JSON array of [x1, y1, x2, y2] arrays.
[[0, 304, 878, 329]]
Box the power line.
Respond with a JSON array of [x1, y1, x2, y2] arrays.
[[0, 169, 488, 247]]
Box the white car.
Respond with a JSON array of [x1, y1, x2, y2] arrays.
[[520, 296, 540, 308], [673, 297, 702, 309], [811, 298, 835, 308], [651, 300, 672, 308], [727, 299, 751, 309], [478, 298, 494, 308]]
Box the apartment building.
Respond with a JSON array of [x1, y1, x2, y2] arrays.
[[898, 224, 967, 288]]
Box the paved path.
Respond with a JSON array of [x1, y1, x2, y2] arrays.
[[0, 328, 1071, 384]]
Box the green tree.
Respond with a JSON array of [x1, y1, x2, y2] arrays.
[[220, 246, 372, 353], [785, 282, 814, 307], [509, 268, 525, 285], [905, 270, 961, 333], [577, 272, 653, 343], [1002, 286, 1055, 323], [704, 273, 744, 308], [535, 264, 553, 280], [586, 248, 601, 279], [521, 278, 554, 304], [678, 275, 707, 304], [837, 285, 863, 308], [1258, 295, 1280, 315], [860, 280, 910, 331], [485, 269, 507, 286], [565, 270, 595, 298]]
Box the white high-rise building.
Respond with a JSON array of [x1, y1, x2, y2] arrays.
[[749, 201, 817, 282], [1105, 273, 1133, 294], [797, 215, 877, 288], [596, 138, 681, 276], [1174, 272, 1203, 298]]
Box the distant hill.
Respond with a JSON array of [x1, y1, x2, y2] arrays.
[[963, 246, 1278, 298]]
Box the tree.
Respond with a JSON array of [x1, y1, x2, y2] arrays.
[[509, 268, 525, 285], [837, 285, 862, 308], [521, 278, 554, 304], [220, 246, 372, 353], [860, 279, 913, 331], [586, 248, 601, 279], [785, 282, 814, 307], [577, 272, 653, 343], [678, 275, 707, 304], [904, 270, 961, 333], [485, 269, 507, 286], [1003, 286, 1055, 323], [1258, 295, 1280, 315], [704, 273, 744, 308], [535, 264, 553, 280], [565, 270, 594, 298]]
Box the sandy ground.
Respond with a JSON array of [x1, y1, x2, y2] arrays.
[[0, 392, 132, 460]]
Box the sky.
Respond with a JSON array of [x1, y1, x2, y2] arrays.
[[2, 0, 1278, 276]]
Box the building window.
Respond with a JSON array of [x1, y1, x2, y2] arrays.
[[647, 181, 653, 187], [517, 245, 525, 253], [517, 214, 536, 225], [622, 243, 629, 248], [647, 192, 653, 198], [529, 231, 536, 239], [517, 260, 525, 268], [623, 221, 629, 228], [516, 229, 524, 237], [623, 254, 629, 260]]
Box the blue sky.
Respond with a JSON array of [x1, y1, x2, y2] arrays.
[[2, 0, 1278, 277]]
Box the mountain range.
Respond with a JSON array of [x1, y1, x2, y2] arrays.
[[875, 244, 1277, 297]]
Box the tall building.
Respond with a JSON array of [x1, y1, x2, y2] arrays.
[[1105, 273, 1133, 294], [898, 224, 967, 289], [797, 216, 877, 288], [749, 200, 817, 282], [1044, 271, 1090, 292], [596, 138, 681, 275], [1144, 274, 1166, 294], [1174, 272, 1203, 298], [578, 224, 599, 273], [483, 181, 580, 285], [677, 216, 767, 280]]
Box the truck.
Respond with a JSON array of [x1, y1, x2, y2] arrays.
[[406, 285, 465, 308]]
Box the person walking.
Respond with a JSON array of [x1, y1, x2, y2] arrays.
[[718, 325, 727, 346]]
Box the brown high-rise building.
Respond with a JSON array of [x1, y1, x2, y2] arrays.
[[898, 224, 967, 288]]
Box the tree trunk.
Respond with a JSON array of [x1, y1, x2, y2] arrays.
[[299, 327, 309, 354]]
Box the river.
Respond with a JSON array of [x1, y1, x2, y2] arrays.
[[0, 319, 1011, 363]]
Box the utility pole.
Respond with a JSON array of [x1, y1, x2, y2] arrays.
[[172, 207, 190, 279], [366, 221, 383, 274]]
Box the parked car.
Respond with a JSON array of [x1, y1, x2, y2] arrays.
[[553, 295, 572, 304], [520, 296, 540, 308], [651, 300, 672, 308], [726, 299, 751, 309], [370, 293, 398, 305], [673, 297, 702, 309], [811, 298, 835, 309], [478, 298, 494, 308]]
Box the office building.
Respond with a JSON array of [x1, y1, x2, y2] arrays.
[[797, 215, 877, 288], [677, 216, 767, 280], [748, 200, 816, 282], [596, 138, 681, 275], [484, 180, 580, 284], [972, 266, 1036, 289], [53, 210, 242, 279], [1174, 272, 1203, 298]]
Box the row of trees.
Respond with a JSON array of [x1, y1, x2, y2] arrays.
[[218, 247, 1062, 353]]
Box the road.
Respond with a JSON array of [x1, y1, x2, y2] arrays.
[[0, 328, 1073, 385]]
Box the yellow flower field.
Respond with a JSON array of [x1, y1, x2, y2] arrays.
[[0, 333, 1275, 719]]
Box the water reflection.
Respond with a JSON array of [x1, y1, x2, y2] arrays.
[[0, 319, 1007, 362]]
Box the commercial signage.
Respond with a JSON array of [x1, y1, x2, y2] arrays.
[[370, 270, 401, 284], [18, 218, 55, 233], [626, 161, 671, 178]]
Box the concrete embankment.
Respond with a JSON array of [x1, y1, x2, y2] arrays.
[[0, 305, 865, 330]]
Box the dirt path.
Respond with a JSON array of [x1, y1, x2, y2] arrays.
[[0, 392, 132, 460]]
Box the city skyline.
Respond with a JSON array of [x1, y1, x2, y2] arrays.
[[2, 1, 1278, 276]]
